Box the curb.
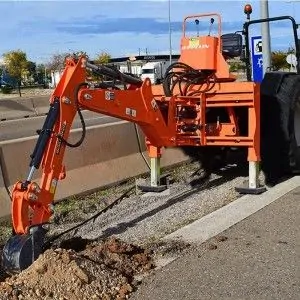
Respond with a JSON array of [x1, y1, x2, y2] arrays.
[[164, 175, 300, 244]]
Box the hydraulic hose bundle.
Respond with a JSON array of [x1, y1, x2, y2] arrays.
[[86, 62, 142, 89], [162, 62, 216, 97]]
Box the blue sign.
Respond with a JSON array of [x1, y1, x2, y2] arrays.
[[251, 36, 263, 83]]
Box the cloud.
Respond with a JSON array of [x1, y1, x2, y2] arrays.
[[55, 16, 246, 36], [56, 17, 181, 35]]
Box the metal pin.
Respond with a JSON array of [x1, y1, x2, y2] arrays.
[[62, 97, 71, 104], [28, 193, 38, 201]]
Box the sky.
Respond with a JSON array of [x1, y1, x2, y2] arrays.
[[0, 0, 299, 63]]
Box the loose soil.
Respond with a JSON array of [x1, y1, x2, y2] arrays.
[[0, 237, 154, 300]]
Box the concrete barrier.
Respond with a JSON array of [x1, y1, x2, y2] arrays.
[[0, 98, 37, 121], [32, 96, 51, 115], [134, 124, 189, 167], [0, 95, 51, 121], [0, 148, 12, 219], [0, 121, 189, 218]]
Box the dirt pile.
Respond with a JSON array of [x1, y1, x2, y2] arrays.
[[0, 238, 154, 300]]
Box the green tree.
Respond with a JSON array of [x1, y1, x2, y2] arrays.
[[271, 51, 289, 71], [26, 61, 37, 84], [94, 51, 111, 64], [3, 50, 28, 96], [36, 64, 47, 85], [91, 52, 112, 81], [229, 59, 245, 73]]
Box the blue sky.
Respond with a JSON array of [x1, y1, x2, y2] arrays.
[[0, 0, 299, 63]]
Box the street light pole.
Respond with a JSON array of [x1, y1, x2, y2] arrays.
[[168, 0, 172, 64], [260, 0, 272, 75]]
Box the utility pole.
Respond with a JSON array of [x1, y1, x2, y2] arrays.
[[168, 0, 172, 64], [260, 0, 272, 74]]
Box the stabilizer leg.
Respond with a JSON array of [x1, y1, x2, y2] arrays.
[[236, 92, 267, 194], [236, 160, 266, 194], [136, 145, 168, 193]]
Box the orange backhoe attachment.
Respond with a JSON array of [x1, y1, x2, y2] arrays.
[[2, 13, 261, 272]]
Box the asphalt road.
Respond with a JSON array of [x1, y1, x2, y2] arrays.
[[0, 111, 120, 142], [131, 186, 300, 300]]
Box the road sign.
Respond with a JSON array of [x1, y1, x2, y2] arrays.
[[251, 36, 263, 83]]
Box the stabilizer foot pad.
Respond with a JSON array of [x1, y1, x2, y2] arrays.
[[235, 185, 267, 195], [136, 173, 172, 193], [137, 185, 168, 193]]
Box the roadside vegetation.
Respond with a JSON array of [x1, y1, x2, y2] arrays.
[[0, 50, 111, 97]]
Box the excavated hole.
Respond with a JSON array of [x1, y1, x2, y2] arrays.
[[57, 236, 90, 252]]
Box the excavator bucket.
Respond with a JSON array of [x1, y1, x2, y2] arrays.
[[2, 226, 46, 273]]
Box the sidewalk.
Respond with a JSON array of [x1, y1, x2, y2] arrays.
[[131, 178, 300, 300]]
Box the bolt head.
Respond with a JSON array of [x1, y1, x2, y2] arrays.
[[62, 96, 71, 104]]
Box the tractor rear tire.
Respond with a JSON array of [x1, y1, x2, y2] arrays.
[[260, 72, 300, 185]]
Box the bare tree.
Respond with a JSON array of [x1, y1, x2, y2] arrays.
[[46, 53, 69, 87]]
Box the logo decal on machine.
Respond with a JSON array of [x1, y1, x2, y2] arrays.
[[125, 108, 137, 117], [151, 99, 158, 111], [105, 91, 115, 101], [182, 38, 209, 50]]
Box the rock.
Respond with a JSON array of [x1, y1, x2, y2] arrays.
[[74, 268, 89, 284], [208, 243, 218, 250], [34, 261, 48, 274], [216, 235, 228, 242], [118, 283, 133, 298]]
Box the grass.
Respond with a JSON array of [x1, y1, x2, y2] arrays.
[[53, 178, 137, 224]]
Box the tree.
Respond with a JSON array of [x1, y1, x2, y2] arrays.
[[271, 50, 289, 71], [3, 50, 28, 96], [26, 61, 37, 84], [36, 64, 47, 85], [229, 59, 245, 73], [46, 53, 69, 72], [91, 52, 112, 81], [46, 53, 69, 88], [94, 51, 111, 64]]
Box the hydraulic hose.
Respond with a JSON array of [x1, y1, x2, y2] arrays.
[[86, 62, 142, 85], [162, 62, 216, 97]]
